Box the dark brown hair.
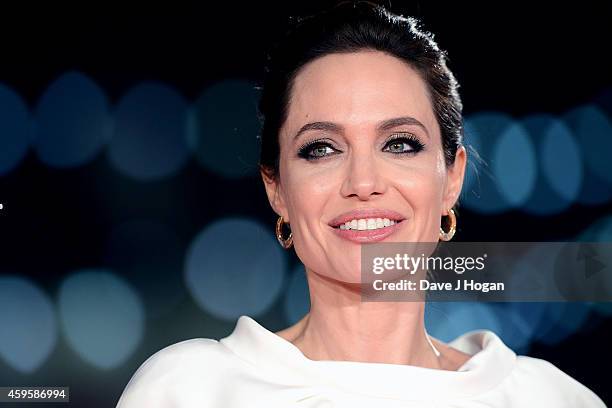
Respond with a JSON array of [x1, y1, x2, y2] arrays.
[[257, 0, 463, 180]]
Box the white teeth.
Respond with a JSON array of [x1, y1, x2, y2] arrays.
[[337, 218, 399, 231]]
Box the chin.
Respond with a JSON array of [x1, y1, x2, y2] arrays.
[[332, 260, 367, 285]]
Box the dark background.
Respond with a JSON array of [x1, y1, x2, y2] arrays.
[[0, 1, 610, 406]]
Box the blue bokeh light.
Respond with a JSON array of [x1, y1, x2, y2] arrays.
[[504, 302, 548, 348], [543, 120, 583, 202], [283, 265, 310, 325], [577, 173, 612, 205], [534, 302, 591, 346], [522, 114, 582, 215], [575, 218, 612, 318], [108, 82, 190, 181], [564, 105, 612, 204], [503, 252, 552, 303], [184, 217, 286, 321], [0, 276, 57, 373], [576, 216, 608, 242], [0, 85, 30, 175], [58, 269, 144, 369], [594, 216, 612, 241], [490, 303, 536, 353], [33, 71, 112, 168], [492, 121, 536, 208], [425, 301, 502, 343]]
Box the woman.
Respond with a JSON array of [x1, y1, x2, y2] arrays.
[[116, 2, 606, 407]]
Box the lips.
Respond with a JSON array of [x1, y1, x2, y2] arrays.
[[327, 208, 406, 228]]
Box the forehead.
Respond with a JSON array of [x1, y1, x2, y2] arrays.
[[284, 50, 438, 138]]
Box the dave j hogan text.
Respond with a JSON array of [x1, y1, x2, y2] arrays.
[[372, 279, 505, 293]]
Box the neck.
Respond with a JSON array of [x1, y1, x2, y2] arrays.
[[284, 268, 442, 368]]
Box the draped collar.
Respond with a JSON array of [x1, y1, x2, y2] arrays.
[[220, 315, 517, 402]]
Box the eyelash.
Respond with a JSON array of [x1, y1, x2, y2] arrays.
[[297, 133, 425, 161]]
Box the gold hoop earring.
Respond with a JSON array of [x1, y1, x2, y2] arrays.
[[276, 216, 293, 249], [439, 208, 457, 241]]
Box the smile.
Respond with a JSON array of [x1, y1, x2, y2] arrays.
[[327, 208, 406, 243], [330, 219, 405, 243], [336, 218, 397, 231]]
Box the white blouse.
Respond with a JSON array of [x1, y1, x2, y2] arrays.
[[116, 315, 606, 407]]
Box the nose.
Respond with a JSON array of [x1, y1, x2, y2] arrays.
[[340, 150, 387, 200]]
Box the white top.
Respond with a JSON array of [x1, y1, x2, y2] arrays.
[[116, 315, 606, 407]]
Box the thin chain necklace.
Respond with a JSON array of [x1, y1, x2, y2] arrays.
[[424, 326, 442, 359]]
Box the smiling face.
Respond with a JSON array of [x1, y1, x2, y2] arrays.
[[262, 50, 466, 284]]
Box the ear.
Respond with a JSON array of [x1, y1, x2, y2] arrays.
[[442, 145, 467, 214], [260, 167, 290, 222]]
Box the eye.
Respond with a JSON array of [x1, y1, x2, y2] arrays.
[[311, 145, 334, 157], [297, 139, 340, 160], [383, 133, 425, 155]]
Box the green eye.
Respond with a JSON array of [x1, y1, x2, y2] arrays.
[[383, 134, 425, 155], [311, 145, 334, 157], [386, 141, 411, 153], [297, 140, 339, 160]]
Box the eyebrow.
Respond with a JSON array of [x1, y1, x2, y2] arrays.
[[293, 116, 430, 140]]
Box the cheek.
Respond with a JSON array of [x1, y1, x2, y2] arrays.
[[398, 167, 445, 204], [391, 153, 447, 237], [393, 151, 446, 200], [282, 161, 339, 229]]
